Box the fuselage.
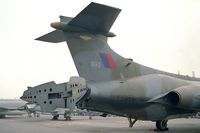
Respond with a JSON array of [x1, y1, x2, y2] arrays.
[[78, 74, 200, 120], [0, 99, 27, 118]]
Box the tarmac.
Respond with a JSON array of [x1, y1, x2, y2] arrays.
[[0, 115, 200, 133]]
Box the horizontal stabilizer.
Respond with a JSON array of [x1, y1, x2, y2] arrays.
[[59, 16, 73, 23], [68, 2, 121, 33], [35, 30, 65, 43]]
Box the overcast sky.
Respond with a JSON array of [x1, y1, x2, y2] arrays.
[[0, 0, 200, 99]]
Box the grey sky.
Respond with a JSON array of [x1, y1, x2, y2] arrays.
[[0, 0, 200, 99]]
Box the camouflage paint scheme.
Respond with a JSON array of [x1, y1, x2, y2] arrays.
[[36, 2, 200, 130]]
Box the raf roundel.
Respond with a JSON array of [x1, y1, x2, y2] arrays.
[[99, 52, 117, 69]]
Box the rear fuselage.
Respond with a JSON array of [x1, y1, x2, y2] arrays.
[[78, 74, 199, 120]]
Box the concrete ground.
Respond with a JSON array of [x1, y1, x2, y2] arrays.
[[0, 115, 200, 133]]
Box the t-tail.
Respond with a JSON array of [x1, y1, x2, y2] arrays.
[[36, 2, 158, 82]]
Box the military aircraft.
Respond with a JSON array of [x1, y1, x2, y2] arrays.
[[0, 99, 27, 118], [36, 2, 200, 131]]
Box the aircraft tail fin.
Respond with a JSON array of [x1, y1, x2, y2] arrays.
[[36, 3, 140, 82], [64, 3, 125, 81]]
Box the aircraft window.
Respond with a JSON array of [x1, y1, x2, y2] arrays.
[[75, 84, 78, 87], [30, 96, 32, 98], [44, 101, 46, 104], [39, 90, 41, 93], [50, 88, 52, 92], [48, 93, 61, 99], [44, 89, 46, 92], [34, 96, 36, 98], [72, 99, 74, 102], [49, 101, 52, 104], [67, 91, 72, 97]]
